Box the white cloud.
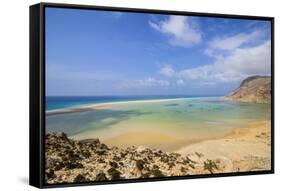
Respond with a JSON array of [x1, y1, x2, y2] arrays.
[[119, 77, 170, 89], [159, 65, 175, 77], [137, 77, 170, 87], [149, 16, 202, 47], [178, 40, 271, 83], [178, 29, 271, 85], [120, 31, 270, 91], [219, 40, 271, 75], [208, 30, 263, 51], [176, 79, 185, 86], [178, 65, 213, 81]]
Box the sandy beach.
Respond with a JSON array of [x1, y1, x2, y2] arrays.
[[46, 98, 187, 116], [70, 115, 271, 172], [71, 118, 231, 152], [177, 120, 271, 172]]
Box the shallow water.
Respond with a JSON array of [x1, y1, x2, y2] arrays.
[[46, 97, 271, 150]]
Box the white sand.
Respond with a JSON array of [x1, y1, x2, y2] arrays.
[[46, 98, 186, 115]]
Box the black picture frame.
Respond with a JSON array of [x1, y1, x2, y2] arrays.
[[30, 2, 275, 189]]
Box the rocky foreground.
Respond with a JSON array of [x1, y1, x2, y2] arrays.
[[225, 76, 271, 103], [46, 132, 226, 184]]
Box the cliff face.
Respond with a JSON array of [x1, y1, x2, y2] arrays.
[[225, 76, 271, 103]]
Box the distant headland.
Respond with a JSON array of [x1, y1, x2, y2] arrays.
[[225, 76, 271, 103]]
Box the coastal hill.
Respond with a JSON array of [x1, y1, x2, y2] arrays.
[[225, 76, 271, 103]]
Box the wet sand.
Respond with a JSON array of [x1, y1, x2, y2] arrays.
[[71, 120, 231, 152]]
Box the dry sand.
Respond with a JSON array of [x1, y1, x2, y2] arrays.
[[177, 120, 271, 172]]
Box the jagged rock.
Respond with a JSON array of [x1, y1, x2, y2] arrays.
[[95, 172, 107, 181], [136, 159, 145, 170], [185, 156, 196, 164], [78, 138, 100, 145], [168, 162, 175, 168], [73, 174, 88, 182], [45, 132, 225, 184], [160, 155, 169, 163], [141, 172, 150, 178], [96, 149, 107, 155], [113, 156, 121, 161], [97, 158, 105, 163], [150, 169, 164, 177], [109, 161, 118, 168], [66, 150, 78, 159], [64, 161, 83, 169], [82, 151, 91, 158], [53, 161, 65, 171], [100, 143, 109, 150], [152, 164, 159, 169], [120, 152, 127, 158], [107, 168, 121, 180], [61, 156, 68, 161], [180, 167, 186, 173]]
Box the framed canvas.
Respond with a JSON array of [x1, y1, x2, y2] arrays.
[[30, 2, 274, 188]]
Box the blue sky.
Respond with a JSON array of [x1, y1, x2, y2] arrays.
[[46, 7, 271, 96]]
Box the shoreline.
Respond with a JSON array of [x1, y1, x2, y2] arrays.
[[45, 120, 271, 184], [74, 119, 271, 170], [46, 97, 189, 116], [71, 119, 269, 153], [71, 125, 233, 152]]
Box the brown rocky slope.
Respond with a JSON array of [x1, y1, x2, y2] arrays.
[[225, 76, 271, 103], [46, 132, 227, 184]]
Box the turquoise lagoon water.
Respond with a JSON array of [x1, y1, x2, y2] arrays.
[[46, 96, 271, 150]]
